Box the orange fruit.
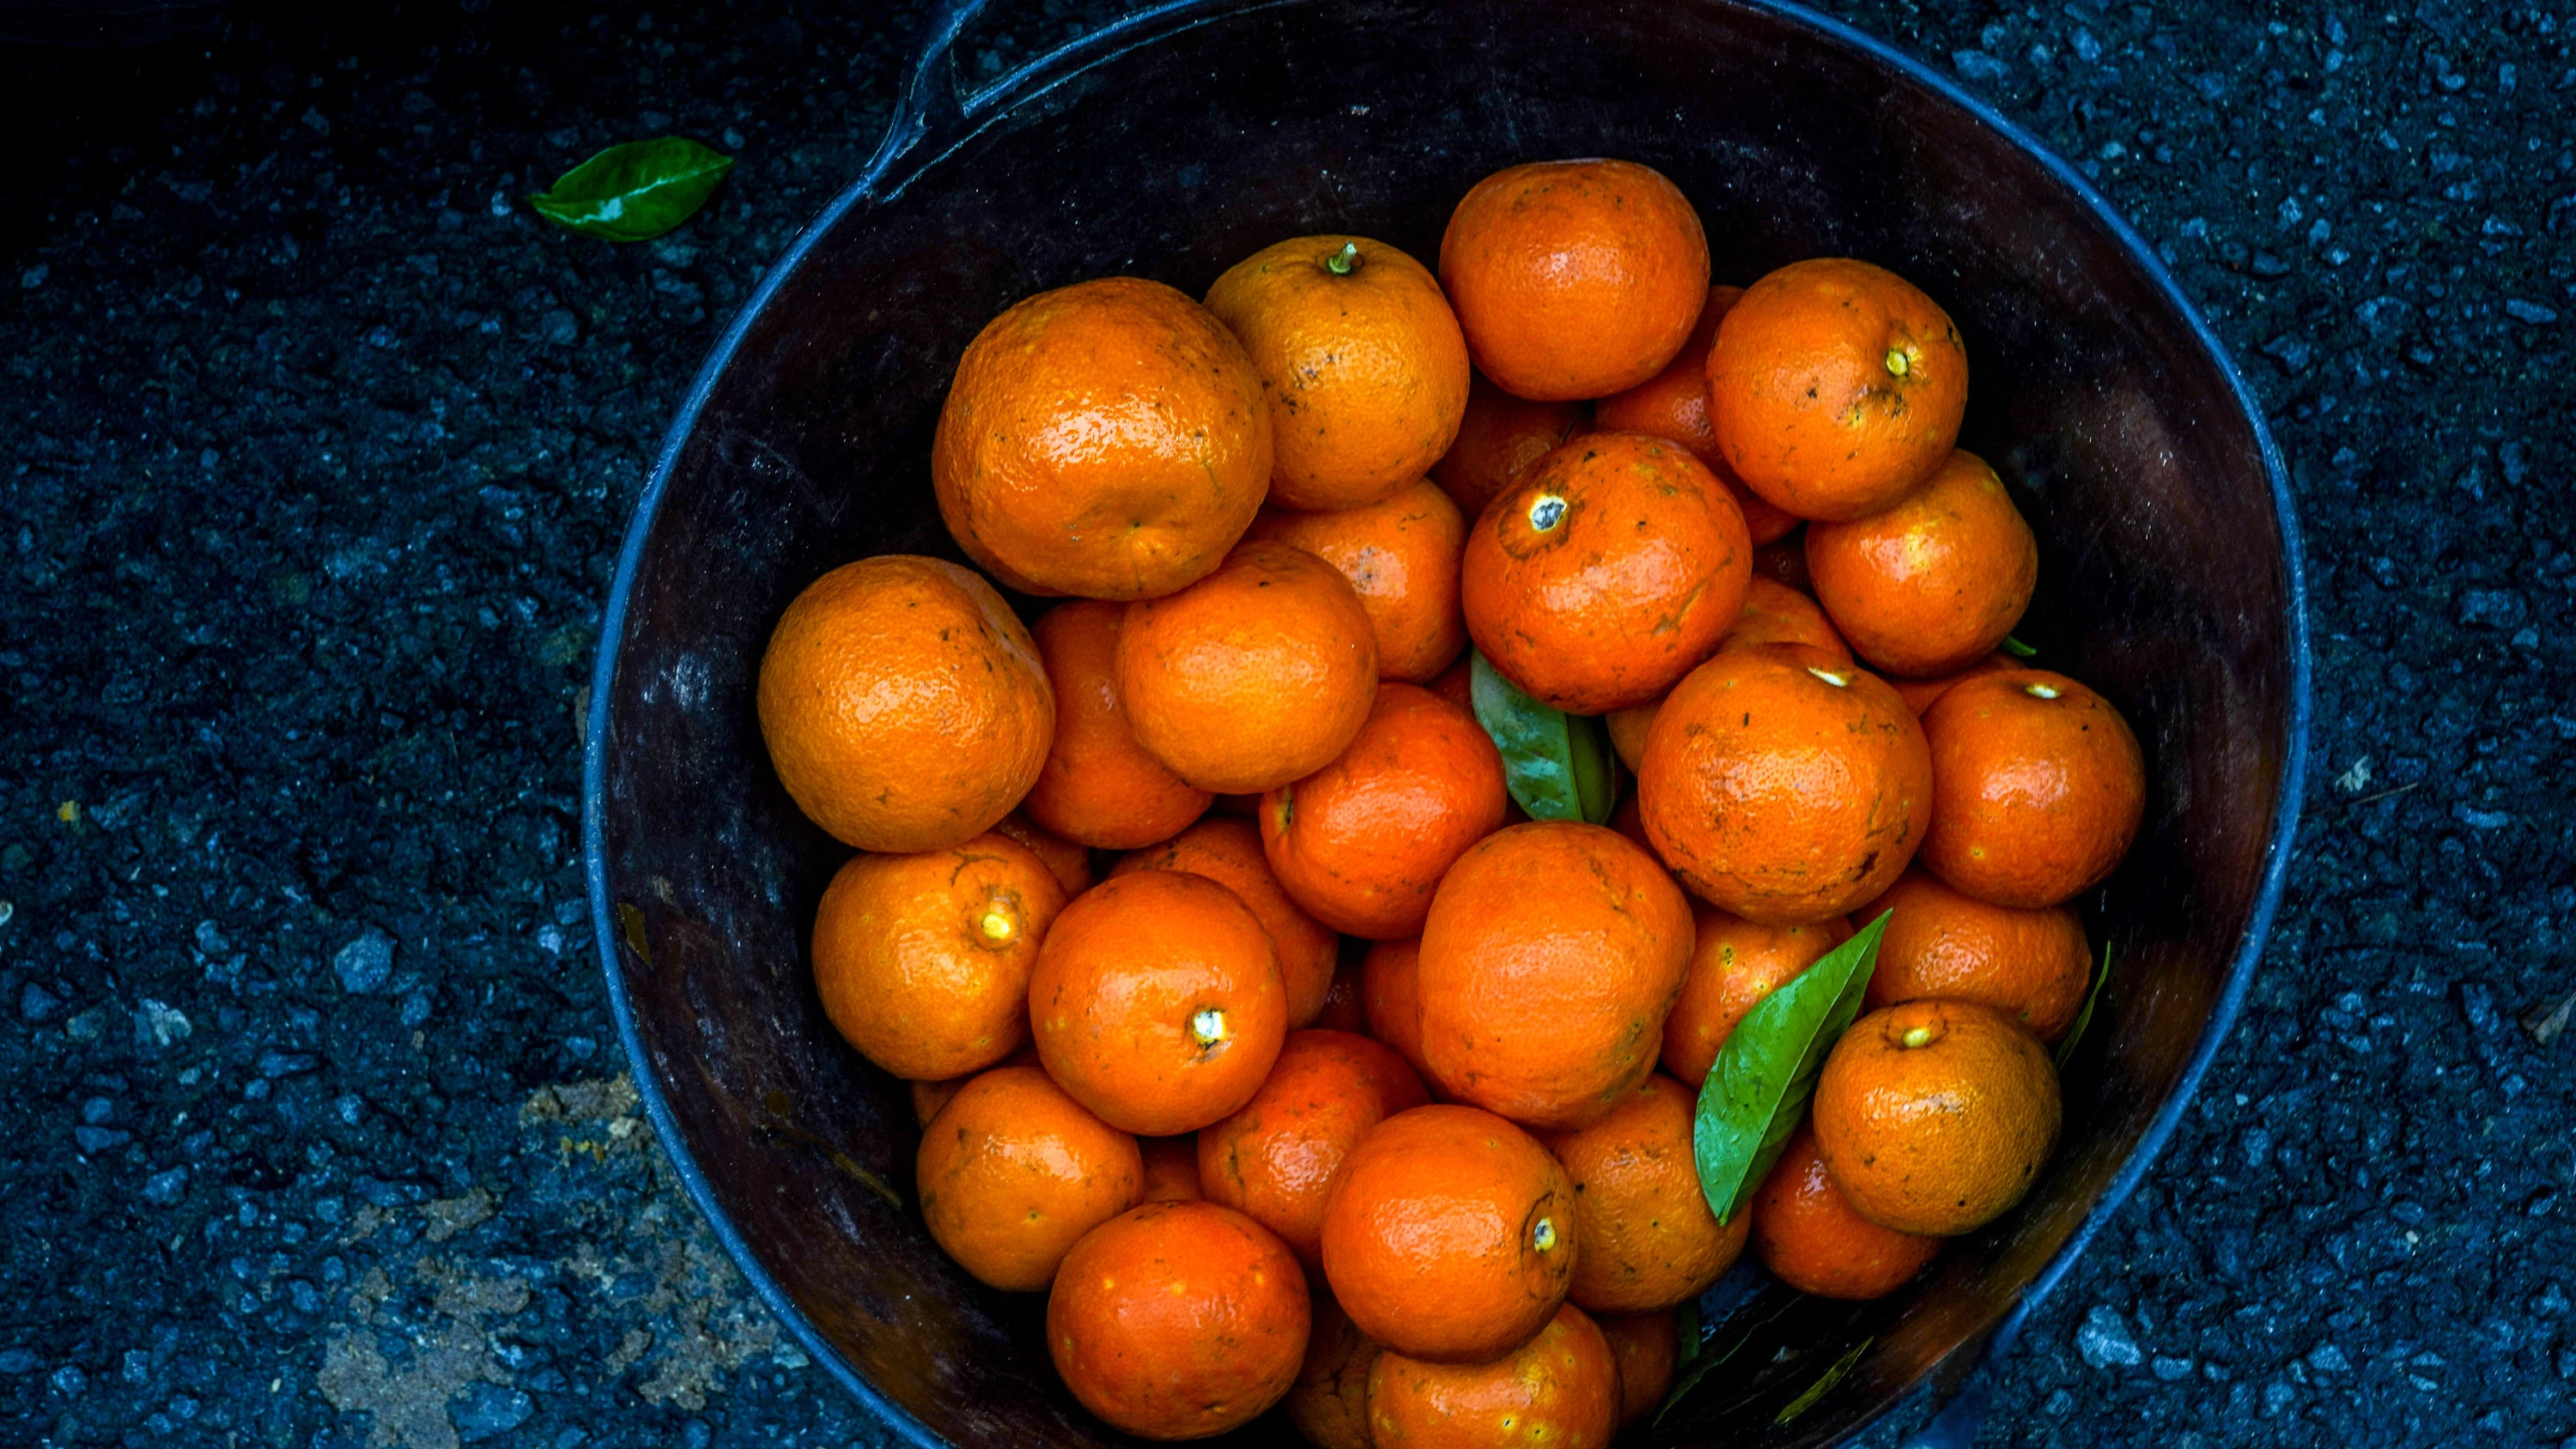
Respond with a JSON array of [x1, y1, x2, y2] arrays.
[[1753, 529, 1813, 592], [1461, 431, 1753, 714], [1594, 284, 1801, 545], [1425, 653, 1474, 714], [810, 833, 1066, 1081], [1596, 1311, 1678, 1426], [1749, 1125, 1941, 1299], [1283, 1291, 1379, 1449], [1440, 159, 1710, 401], [1115, 538, 1380, 793], [1920, 670, 2147, 908], [1886, 651, 2014, 717], [917, 1063, 1140, 1291], [1637, 643, 1932, 925], [1367, 1303, 1619, 1449], [1417, 822, 1694, 1130], [756, 555, 1053, 853], [909, 1041, 1037, 1128], [1358, 937, 1432, 1082], [1807, 450, 2038, 678], [1199, 1029, 1431, 1265], [1029, 868, 1288, 1135], [1311, 949, 1370, 1034], [1023, 600, 1214, 849], [991, 809, 1095, 896], [1706, 257, 1970, 522], [1245, 479, 1468, 682], [932, 276, 1271, 599], [1260, 683, 1507, 939], [1602, 576, 1853, 771], [1431, 371, 1589, 520], [1542, 1075, 1748, 1313], [1606, 790, 1653, 852], [1661, 908, 1856, 1087], [1048, 1199, 1310, 1439], [1139, 1135, 1206, 1203], [1112, 817, 1340, 1028], [1204, 234, 1471, 512], [1861, 868, 2092, 1041], [1318, 1103, 1578, 1363], [1812, 998, 2062, 1235]]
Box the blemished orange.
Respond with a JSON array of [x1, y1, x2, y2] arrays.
[[932, 276, 1271, 599], [1637, 643, 1932, 925], [1204, 234, 1471, 512], [1023, 600, 1214, 849], [991, 810, 1095, 896], [1440, 159, 1710, 401], [1260, 683, 1507, 939], [1594, 284, 1801, 545], [917, 1064, 1140, 1291], [1812, 999, 2063, 1236], [810, 832, 1066, 1082], [909, 1041, 1037, 1128], [1603, 576, 1854, 772], [1283, 1291, 1379, 1449], [1029, 869, 1288, 1136], [1139, 1136, 1206, 1203], [1312, 949, 1370, 1034], [1115, 538, 1380, 793], [1886, 652, 2014, 717], [1318, 1104, 1578, 1363], [1366, 1303, 1620, 1449], [1112, 817, 1340, 1028], [1417, 822, 1694, 1130], [1596, 1310, 1678, 1426], [1807, 450, 2038, 678], [1749, 1125, 1942, 1299], [1430, 370, 1588, 519], [1706, 258, 1969, 522], [1198, 1029, 1431, 1266], [1461, 432, 1753, 715], [1661, 908, 1856, 1087], [1047, 1200, 1310, 1440], [1358, 937, 1433, 1082], [756, 555, 1054, 853], [1245, 479, 1468, 682], [1542, 1075, 1748, 1313], [1861, 869, 2092, 1042], [1920, 670, 2147, 908]]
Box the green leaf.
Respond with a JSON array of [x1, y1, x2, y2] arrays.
[[2000, 634, 2038, 658], [2053, 936, 2114, 1068], [1468, 652, 1617, 825], [529, 136, 734, 241], [1773, 1337, 1873, 1425], [1692, 912, 1890, 1225]]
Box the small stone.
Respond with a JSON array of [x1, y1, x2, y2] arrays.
[[20, 981, 61, 1022], [2043, 1388, 2073, 1414], [540, 309, 580, 346], [141, 1167, 188, 1206], [74, 1126, 131, 1154], [2308, 1342, 2351, 1373], [81, 1097, 113, 1125], [2454, 805, 2512, 830], [334, 929, 396, 994], [2259, 334, 2313, 373], [2506, 299, 2560, 324], [2528, 993, 2576, 1046], [134, 999, 192, 1050], [453, 1382, 533, 1442], [677, 1420, 713, 1449], [19, 264, 46, 289], [2153, 1355, 2195, 1379], [2077, 1305, 2144, 1368], [1952, 49, 2010, 82], [121, 1349, 149, 1385], [64, 1008, 106, 1044], [2459, 588, 2528, 628], [401, 989, 434, 1028], [0, 1348, 38, 1373], [258, 1050, 319, 1078]]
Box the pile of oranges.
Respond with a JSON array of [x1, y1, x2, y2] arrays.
[[756, 156, 2146, 1445]]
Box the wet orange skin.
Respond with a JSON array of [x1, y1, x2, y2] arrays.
[[1245, 478, 1470, 682], [909, 1040, 1037, 1129], [1750, 1125, 1942, 1299], [1358, 937, 1434, 1083], [1111, 817, 1341, 1028], [1859, 868, 2093, 1041], [1886, 652, 2014, 717], [916, 1064, 1141, 1292], [1366, 1303, 1621, 1449], [1431, 370, 1589, 520], [1541, 1075, 1748, 1313], [990, 809, 1095, 896], [1197, 1029, 1431, 1265], [1594, 284, 1801, 545], [1660, 908, 1856, 1087], [1604, 576, 1854, 771], [1918, 670, 2147, 908], [1812, 999, 2063, 1236], [1023, 600, 1214, 849], [1598, 1310, 1679, 1426], [1807, 449, 2038, 678]]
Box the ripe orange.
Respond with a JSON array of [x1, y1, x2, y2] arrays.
[[1425, 653, 1474, 714], [909, 1041, 1037, 1128], [1204, 234, 1471, 511], [1260, 683, 1507, 939], [917, 1063, 1140, 1291], [1199, 1029, 1431, 1265], [1807, 450, 2038, 678], [1542, 1075, 1748, 1313], [1023, 600, 1214, 849], [1319, 1104, 1578, 1364], [1596, 1311, 1678, 1426], [1749, 1125, 1941, 1299], [932, 276, 1271, 599], [1886, 651, 2014, 717], [991, 809, 1095, 896], [1637, 643, 1932, 925], [1431, 371, 1589, 520], [1440, 159, 1710, 401], [1461, 432, 1753, 715], [1112, 817, 1340, 1028], [1358, 937, 1432, 1082], [1367, 1303, 1620, 1449], [1139, 1135, 1206, 1203], [1417, 822, 1694, 1130], [1603, 576, 1853, 771], [1311, 949, 1370, 1034], [1753, 530, 1813, 593], [1048, 1200, 1310, 1439], [1594, 284, 1801, 545], [1706, 258, 1968, 521], [1283, 1291, 1379, 1449], [1919, 670, 2147, 908], [1029, 869, 1288, 1135], [1115, 538, 1380, 793], [1244, 478, 1468, 682], [810, 832, 1066, 1082], [756, 555, 1054, 853], [1660, 907, 1856, 1087], [1812, 999, 2062, 1235], [1861, 869, 2092, 1042]]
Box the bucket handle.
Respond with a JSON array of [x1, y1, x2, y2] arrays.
[[856, 0, 998, 198]]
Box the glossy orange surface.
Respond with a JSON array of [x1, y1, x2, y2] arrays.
[[1541, 1075, 1748, 1313], [1812, 999, 2063, 1236], [1110, 816, 1340, 1028], [1596, 1310, 1678, 1426], [1886, 651, 2014, 716], [1245, 478, 1470, 683], [1807, 449, 2038, 678], [1749, 1124, 1941, 1299], [1919, 670, 2147, 908], [1021, 601, 1214, 849], [1429, 369, 1589, 519], [1860, 868, 2092, 1041], [1660, 906, 1855, 1087], [1358, 937, 1433, 1082], [1198, 1029, 1431, 1265], [989, 810, 1095, 896], [1367, 1303, 1620, 1449], [1594, 284, 1800, 544], [916, 1064, 1141, 1292]]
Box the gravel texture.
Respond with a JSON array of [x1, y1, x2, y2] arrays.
[[0, 3, 2568, 1446]]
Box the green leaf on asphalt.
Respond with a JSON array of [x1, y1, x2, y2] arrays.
[[1773, 1337, 1873, 1425], [1692, 912, 1890, 1225], [2000, 634, 2038, 658], [529, 136, 734, 240], [1469, 651, 1617, 825], [2053, 936, 2115, 1068]]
